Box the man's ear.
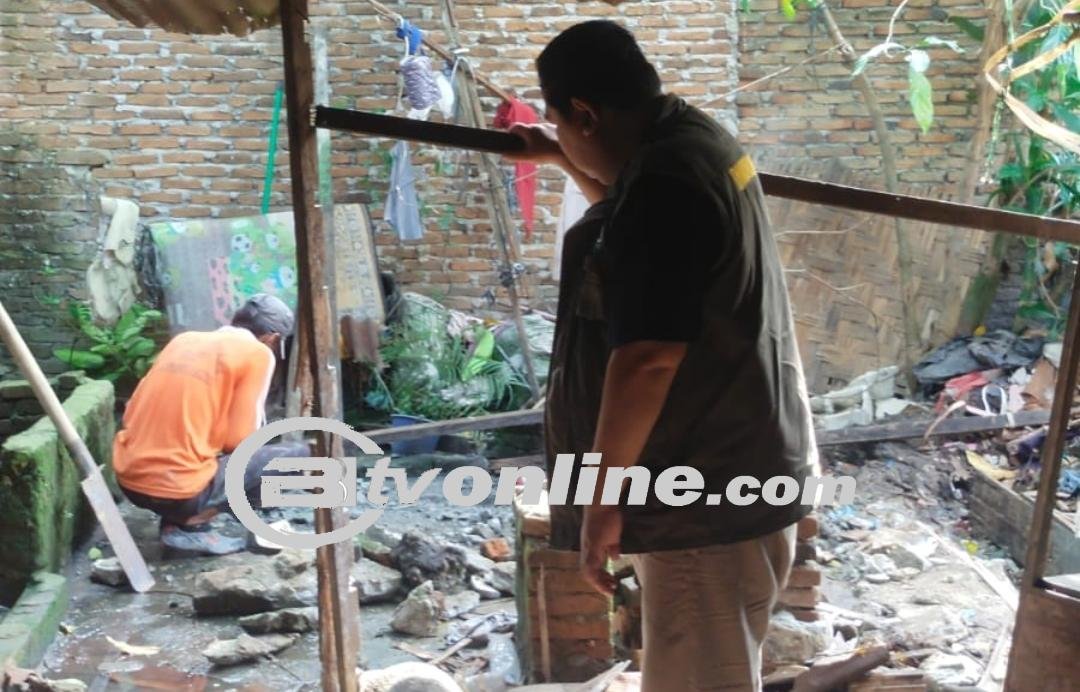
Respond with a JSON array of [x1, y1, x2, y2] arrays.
[[569, 97, 600, 137]]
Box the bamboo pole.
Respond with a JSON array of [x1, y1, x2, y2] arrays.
[[438, 0, 542, 402]]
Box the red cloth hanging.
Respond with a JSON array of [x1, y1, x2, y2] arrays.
[[494, 98, 538, 236]]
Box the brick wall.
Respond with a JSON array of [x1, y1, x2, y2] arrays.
[[0, 128, 102, 377], [736, 0, 985, 186], [2, 0, 738, 316]]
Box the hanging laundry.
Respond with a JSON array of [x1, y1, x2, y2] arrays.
[[434, 70, 456, 120], [384, 141, 424, 242], [395, 20, 424, 55], [401, 55, 442, 111], [494, 97, 539, 235], [553, 175, 590, 281]]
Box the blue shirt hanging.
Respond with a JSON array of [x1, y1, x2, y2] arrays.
[[384, 141, 424, 242]]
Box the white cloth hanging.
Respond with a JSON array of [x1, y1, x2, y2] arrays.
[[553, 174, 590, 281]]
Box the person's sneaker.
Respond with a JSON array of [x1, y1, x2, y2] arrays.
[[160, 523, 246, 556]]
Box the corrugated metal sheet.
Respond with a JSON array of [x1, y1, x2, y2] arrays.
[[86, 0, 280, 36]]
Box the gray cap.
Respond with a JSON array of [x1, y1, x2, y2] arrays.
[[231, 293, 295, 337]]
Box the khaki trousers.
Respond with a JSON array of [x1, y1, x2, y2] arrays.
[[628, 524, 797, 692]]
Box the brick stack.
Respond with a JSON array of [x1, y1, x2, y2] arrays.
[[780, 514, 823, 621], [513, 493, 614, 684]]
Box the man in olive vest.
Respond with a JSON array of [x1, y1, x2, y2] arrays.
[[507, 21, 821, 691]]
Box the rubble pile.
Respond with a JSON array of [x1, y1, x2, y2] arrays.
[[758, 443, 1020, 691]]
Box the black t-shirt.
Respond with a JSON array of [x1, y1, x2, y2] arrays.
[[600, 175, 728, 347]]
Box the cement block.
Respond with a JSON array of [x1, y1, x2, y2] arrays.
[[0, 380, 113, 602], [0, 571, 69, 668]]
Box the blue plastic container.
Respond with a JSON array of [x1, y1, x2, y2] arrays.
[[389, 413, 441, 456]]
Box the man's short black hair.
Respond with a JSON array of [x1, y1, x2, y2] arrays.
[[537, 20, 662, 117]]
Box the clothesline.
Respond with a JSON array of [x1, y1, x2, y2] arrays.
[[363, 0, 515, 104]]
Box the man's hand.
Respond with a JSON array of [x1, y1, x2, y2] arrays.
[[580, 504, 622, 596], [505, 123, 566, 167]]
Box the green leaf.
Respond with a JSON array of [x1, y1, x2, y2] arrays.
[[1051, 102, 1080, 133], [948, 16, 984, 42], [126, 339, 157, 359], [908, 68, 934, 134], [53, 348, 106, 370], [918, 36, 964, 53], [780, 0, 796, 20]]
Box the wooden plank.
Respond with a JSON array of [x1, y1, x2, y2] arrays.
[[312, 108, 1080, 242], [757, 173, 1080, 244], [362, 405, 1049, 451], [1005, 586, 1080, 691], [280, 2, 358, 690], [1022, 270, 1080, 588], [363, 409, 543, 444], [816, 410, 1050, 446], [316, 107, 524, 155]]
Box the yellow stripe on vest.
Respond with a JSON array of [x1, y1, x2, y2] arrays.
[[729, 154, 757, 191]]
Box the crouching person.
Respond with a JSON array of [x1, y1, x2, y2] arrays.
[[113, 294, 309, 555]]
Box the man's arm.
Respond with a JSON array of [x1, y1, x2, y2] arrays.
[[222, 345, 275, 452], [577, 175, 730, 594], [580, 340, 686, 594], [506, 124, 607, 204]]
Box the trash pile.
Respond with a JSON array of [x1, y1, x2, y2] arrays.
[[761, 443, 1020, 691]]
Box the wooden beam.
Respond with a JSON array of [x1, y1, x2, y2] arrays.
[[316, 106, 524, 155], [363, 408, 543, 444], [314, 108, 1080, 242], [1022, 269, 1080, 589], [280, 2, 359, 690], [815, 409, 1051, 447], [360, 405, 1052, 449]]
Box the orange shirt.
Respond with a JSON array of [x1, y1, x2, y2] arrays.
[[113, 327, 276, 499]]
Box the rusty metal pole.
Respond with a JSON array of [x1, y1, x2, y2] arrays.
[[280, 2, 360, 690]]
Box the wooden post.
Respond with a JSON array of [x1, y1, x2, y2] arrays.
[[280, 2, 359, 690], [1020, 267, 1080, 588], [439, 0, 542, 402]]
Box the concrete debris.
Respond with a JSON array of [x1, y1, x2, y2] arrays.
[[273, 549, 315, 579], [920, 651, 983, 688], [489, 562, 516, 596], [352, 557, 404, 605], [354, 533, 394, 567], [762, 611, 832, 668], [366, 525, 404, 550], [359, 661, 464, 692], [443, 590, 481, 618], [391, 531, 468, 593], [885, 605, 970, 651], [480, 537, 512, 562], [89, 557, 127, 587], [471, 523, 497, 540], [202, 633, 298, 667], [2, 670, 88, 692], [238, 607, 319, 634], [391, 581, 446, 637], [192, 562, 314, 615], [447, 543, 495, 575], [469, 574, 501, 600]]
